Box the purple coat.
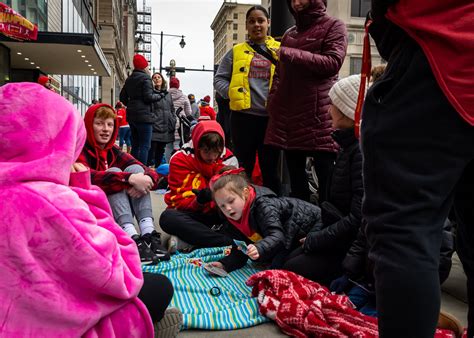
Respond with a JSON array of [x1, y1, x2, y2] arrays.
[[265, 0, 347, 152]]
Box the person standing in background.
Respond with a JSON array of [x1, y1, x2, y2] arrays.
[[188, 93, 200, 120], [116, 101, 131, 153], [120, 54, 165, 164], [266, 0, 347, 203], [214, 5, 281, 195], [199, 95, 217, 120]]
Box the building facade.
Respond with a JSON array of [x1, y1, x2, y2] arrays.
[[1, 0, 138, 114], [135, 2, 152, 64], [210, 1, 256, 65]]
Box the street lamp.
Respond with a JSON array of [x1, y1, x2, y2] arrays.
[[158, 31, 186, 74], [135, 31, 186, 73]]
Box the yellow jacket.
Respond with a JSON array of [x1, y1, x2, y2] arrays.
[[228, 36, 280, 111]]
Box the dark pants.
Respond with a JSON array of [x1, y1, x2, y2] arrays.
[[159, 209, 235, 248], [129, 121, 153, 164], [231, 112, 281, 195], [138, 272, 174, 322], [283, 246, 344, 287], [119, 126, 131, 148], [147, 140, 167, 166], [285, 150, 336, 203], [361, 37, 474, 337]]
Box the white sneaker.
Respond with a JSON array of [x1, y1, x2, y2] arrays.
[[155, 307, 183, 338], [168, 236, 194, 254], [167, 235, 178, 254]]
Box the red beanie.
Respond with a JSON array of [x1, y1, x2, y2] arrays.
[[37, 75, 49, 86], [169, 77, 180, 89], [203, 95, 211, 103], [133, 54, 148, 69]]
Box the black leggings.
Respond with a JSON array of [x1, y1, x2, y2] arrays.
[[285, 150, 336, 203], [138, 272, 174, 322], [231, 112, 281, 194], [282, 246, 344, 287], [147, 141, 167, 166]]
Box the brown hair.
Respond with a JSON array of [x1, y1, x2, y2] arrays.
[[94, 106, 116, 120], [198, 132, 224, 154], [371, 65, 386, 83], [211, 166, 250, 198], [152, 72, 167, 91]]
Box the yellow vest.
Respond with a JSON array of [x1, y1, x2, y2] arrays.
[[228, 36, 280, 111]]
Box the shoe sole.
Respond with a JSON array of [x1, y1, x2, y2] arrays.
[[155, 308, 183, 338], [438, 311, 464, 338]]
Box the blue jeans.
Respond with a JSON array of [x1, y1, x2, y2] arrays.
[[129, 121, 152, 164], [119, 126, 131, 148]]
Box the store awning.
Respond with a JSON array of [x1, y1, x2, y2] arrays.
[[0, 32, 111, 76]]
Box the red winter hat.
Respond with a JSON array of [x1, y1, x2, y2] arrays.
[[133, 54, 148, 69], [169, 77, 180, 89], [203, 95, 211, 103], [37, 75, 49, 86]]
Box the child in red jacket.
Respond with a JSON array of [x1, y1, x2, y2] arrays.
[[78, 104, 169, 264], [160, 120, 238, 252]]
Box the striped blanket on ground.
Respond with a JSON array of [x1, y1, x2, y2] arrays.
[[143, 246, 269, 330]]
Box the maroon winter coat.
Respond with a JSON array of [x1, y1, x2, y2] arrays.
[[265, 0, 347, 152]]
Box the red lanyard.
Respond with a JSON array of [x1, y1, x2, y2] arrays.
[[354, 20, 373, 139]]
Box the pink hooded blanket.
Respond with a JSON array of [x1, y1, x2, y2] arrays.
[[0, 83, 154, 337]]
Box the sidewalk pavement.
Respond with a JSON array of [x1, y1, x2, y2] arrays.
[[150, 192, 468, 337]]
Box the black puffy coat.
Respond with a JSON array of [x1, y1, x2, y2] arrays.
[[151, 90, 176, 143], [304, 128, 363, 253], [220, 185, 323, 272], [343, 218, 454, 284], [119, 70, 163, 124]]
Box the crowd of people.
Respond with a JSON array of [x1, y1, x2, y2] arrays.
[[1, 0, 472, 337]]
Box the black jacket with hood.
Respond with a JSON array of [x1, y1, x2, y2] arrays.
[[304, 128, 363, 254], [119, 69, 164, 124], [219, 185, 323, 272]]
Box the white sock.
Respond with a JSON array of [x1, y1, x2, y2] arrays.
[[139, 217, 155, 235], [122, 223, 138, 237]]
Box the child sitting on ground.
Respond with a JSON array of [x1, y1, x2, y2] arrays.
[[206, 168, 323, 273], [78, 103, 169, 264], [0, 82, 181, 337], [160, 120, 238, 252]]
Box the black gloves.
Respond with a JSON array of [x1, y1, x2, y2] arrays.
[[330, 275, 350, 294], [192, 188, 213, 205]]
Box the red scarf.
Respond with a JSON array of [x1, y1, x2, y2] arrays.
[[228, 185, 257, 238]]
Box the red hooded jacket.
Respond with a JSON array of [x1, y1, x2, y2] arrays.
[[77, 103, 159, 195], [387, 0, 474, 126], [165, 120, 238, 212], [199, 104, 217, 120]]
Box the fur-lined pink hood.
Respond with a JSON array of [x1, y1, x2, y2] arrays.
[[0, 83, 153, 337]]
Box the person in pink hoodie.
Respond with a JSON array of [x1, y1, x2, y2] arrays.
[[0, 82, 181, 337]]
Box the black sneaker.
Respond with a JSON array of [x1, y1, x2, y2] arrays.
[[132, 234, 159, 265], [142, 231, 171, 261]]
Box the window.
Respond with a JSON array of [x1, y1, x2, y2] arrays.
[[350, 57, 362, 75], [233, 13, 238, 19], [233, 23, 238, 30], [233, 33, 238, 40], [351, 0, 370, 17]]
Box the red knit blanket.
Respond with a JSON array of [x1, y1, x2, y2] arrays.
[[246, 270, 458, 338]]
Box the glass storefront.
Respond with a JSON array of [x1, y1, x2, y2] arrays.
[[62, 74, 99, 116], [4, 0, 48, 31]]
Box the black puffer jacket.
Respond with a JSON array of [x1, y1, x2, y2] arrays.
[[343, 218, 454, 284], [304, 128, 363, 253], [220, 185, 323, 272], [151, 90, 176, 143], [119, 70, 164, 124]]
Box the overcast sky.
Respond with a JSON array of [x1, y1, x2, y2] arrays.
[[149, 0, 260, 102]]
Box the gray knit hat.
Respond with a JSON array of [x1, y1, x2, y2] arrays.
[[328, 74, 362, 121]]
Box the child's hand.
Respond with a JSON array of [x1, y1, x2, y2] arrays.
[[246, 244, 260, 260], [129, 173, 153, 194], [71, 162, 88, 173], [299, 237, 306, 245]]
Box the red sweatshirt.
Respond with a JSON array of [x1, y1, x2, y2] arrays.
[[387, 0, 474, 126], [165, 120, 238, 212]]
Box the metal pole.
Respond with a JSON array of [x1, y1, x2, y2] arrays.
[[159, 31, 163, 74]]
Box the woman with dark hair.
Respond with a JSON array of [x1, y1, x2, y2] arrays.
[[265, 0, 348, 203], [148, 72, 176, 166], [214, 5, 281, 195]]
